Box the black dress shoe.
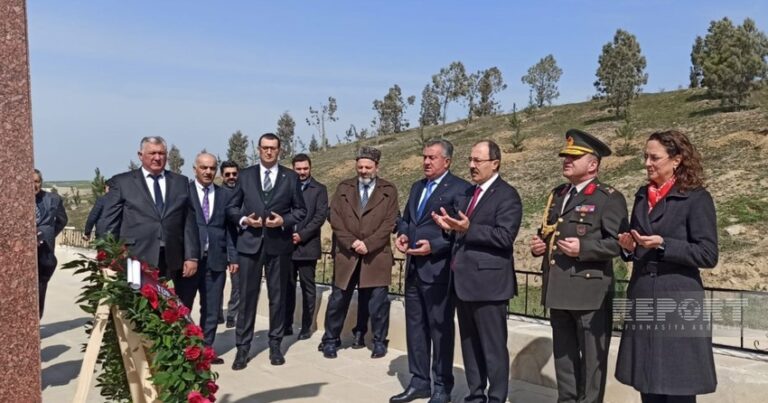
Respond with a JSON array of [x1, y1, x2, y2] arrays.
[[318, 339, 341, 351], [322, 342, 338, 359], [427, 390, 451, 403], [389, 385, 431, 403], [371, 342, 387, 358], [231, 348, 248, 370], [269, 346, 285, 365], [351, 331, 365, 349], [284, 327, 294, 336], [297, 331, 311, 340], [211, 357, 224, 365], [225, 319, 236, 329]]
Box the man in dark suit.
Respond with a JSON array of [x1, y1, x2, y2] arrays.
[[433, 140, 523, 403], [391, 139, 470, 403], [220, 160, 241, 329], [189, 153, 239, 365], [34, 169, 68, 318], [285, 153, 328, 340], [530, 129, 628, 403], [83, 184, 108, 241], [226, 133, 307, 369], [100, 136, 200, 307]]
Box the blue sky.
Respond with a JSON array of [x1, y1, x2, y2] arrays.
[[28, 0, 766, 180]]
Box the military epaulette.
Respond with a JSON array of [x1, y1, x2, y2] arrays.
[[594, 182, 616, 195]]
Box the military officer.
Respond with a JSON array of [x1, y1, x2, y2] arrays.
[[530, 129, 628, 403]]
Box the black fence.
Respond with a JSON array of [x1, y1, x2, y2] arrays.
[[59, 232, 768, 356]]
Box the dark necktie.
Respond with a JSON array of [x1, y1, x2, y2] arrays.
[[151, 174, 164, 214], [416, 180, 435, 219], [465, 186, 483, 217], [360, 184, 370, 209], [202, 186, 210, 223], [263, 170, 273, 192], [562, 186, 578, 213]]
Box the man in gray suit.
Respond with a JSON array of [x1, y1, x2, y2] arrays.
[[284, 153, 328, 340], [100, 136, 200, 307], [530, 129, 628, 403], [34, 169, 68, 318]]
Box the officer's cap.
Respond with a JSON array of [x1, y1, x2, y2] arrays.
[[558, 129, 612, 158]]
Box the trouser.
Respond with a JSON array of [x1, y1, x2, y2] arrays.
[[550, 299, 612, 403], [456, 299, 509, 403], [226, 270, 240, 322], [235, 251, 290, 349], [322, 260, 390, 344], [285, 259, 318, 331], [404, 272, 454, 393], [199, 259, 227, 346], [37, 250, 57, 319]]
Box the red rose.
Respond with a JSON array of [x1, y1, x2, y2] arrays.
[[202, 346, 216, 361], [187, 391, 210, 403], [144, 269, 159, 281], [178, 305, 191, 317], [208, 393, 216, 402], [96, 250, 108, 262], [161, 308, 180, 324], [206, 380, 219, 394], [140, 284, 159, 309], [184, 324, 204, 339], [184, 345, 202, 361], [166, 299, 178, 310], [195, 360, 211, 371]]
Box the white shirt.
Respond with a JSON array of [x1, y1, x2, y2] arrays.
[[194, 180, 215, 216], [561, 177, 595, 214], [260, 162, 277, 191], [141, 167, 166, 203], [470, 172, 499, 208], [417, 170, 449, 206], [359, 179, 376, 200]]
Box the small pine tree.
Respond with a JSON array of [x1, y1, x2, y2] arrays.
[[507, 104, 526, 152], [90, 167, 107, 201], [309, 135, 319, 152], [168, 144, 184, 174], [226, 130, 249, 168], [128, 160, 139, 170], [615, 109, 636, 156]]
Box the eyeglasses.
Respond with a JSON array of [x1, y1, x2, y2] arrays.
[[641, 154, 669, 163], [467, 157, 495, 164], [223, 173, 238, 178]]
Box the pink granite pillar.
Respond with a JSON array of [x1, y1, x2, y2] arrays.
[[0, 0, 43, 400]]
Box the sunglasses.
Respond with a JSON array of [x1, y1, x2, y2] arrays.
[[223, 173, 238, 178]]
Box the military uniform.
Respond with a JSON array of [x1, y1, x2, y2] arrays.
[[536, 129, 629, 403]]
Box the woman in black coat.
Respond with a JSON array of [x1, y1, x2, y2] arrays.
[[615, 130, 718, 403]]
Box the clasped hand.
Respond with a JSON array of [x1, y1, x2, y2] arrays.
[[618, 229, 664, 253]]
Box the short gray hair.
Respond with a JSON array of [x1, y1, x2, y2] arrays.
[[424, 139, 454, 159], [139, 136, 167, 151], [195, 152, 218, 167]]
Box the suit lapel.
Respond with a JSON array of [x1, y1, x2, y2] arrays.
[[634, 187, 654, 235], [189, 182, 203, 219], [469, 177, 499, 216], [363, 182, 386, 215], [134, 169, 161, 218], [410, 179, 426, 222], [419, 174, 452, 224]]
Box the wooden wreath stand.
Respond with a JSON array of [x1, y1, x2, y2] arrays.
[[72, 269, 159, 403]]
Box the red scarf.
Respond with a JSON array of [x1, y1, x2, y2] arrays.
[[647, 177, 676, 212]]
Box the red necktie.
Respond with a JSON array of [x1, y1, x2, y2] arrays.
[[465, 186, 483, 217]]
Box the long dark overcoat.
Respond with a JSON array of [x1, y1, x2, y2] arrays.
[[615, 185, 719, 395]]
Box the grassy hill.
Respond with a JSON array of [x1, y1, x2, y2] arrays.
[[58, 88, 768, 290], [307, 87, 768, 290]]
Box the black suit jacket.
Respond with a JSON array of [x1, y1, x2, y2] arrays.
[[226, 164, 307, 256], [292, 177, 329, 261], [84, 195, 106, 237], [100, 169, 200, 274], [189, 182, 238, 271], [451, 176, 522, 302], [398, 172, 472, 284], [36, 190, 68, 252]]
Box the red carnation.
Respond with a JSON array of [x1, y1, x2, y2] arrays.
[[184, 345, 202, 361], [187, 391, 210, 403], [202, 346, 216, 361], [206, 380, 219, 394], [208, 393, 216, 402], [161, 308, 180, 324], [140, 284, 159, 309], [96, 250, 108, 262], [184, 324, 204, 339], [166, 298, 178, 310], [178, 305, 191, 317]]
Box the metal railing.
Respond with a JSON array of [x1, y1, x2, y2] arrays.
[[59, 230, 768, 355]]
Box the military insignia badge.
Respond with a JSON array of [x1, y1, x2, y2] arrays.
[[576, 224, 587, 236], [575, 205, 596, 213], [584, 182, 597, 195]]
